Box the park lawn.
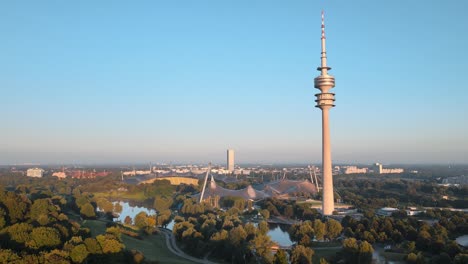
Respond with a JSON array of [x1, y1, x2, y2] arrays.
[[64, 210, 82, 222], [82, 220, 192, 263], [297, 200, 322, 206], [311, 241, 342, 247], [82, 219, 107, 236], [92, 191, 147, 201], [122, 233, 193, 264], [313, 248, 340, 264], [382, 251, 406, 261]]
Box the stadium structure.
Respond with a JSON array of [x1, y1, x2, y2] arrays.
[[195, 166, 319, 207], [122, 165, 320, 208]]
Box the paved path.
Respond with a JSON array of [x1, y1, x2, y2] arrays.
[[160, 229, 217, 264]]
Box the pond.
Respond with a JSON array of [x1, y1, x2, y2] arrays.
[[267, 223, 294, 246], [456, 235, 468, 247], [107, 201, 157, 223]]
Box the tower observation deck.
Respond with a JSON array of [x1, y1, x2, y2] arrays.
[[314, 11, 335, 215]]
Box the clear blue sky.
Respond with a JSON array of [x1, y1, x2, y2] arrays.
[[1, 1, 467, 165]]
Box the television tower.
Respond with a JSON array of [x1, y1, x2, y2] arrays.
[[314, 11, 335, 215]]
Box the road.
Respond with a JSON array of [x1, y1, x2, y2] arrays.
[[160, 228, 217, 264]]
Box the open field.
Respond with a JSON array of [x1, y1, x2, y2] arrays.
[[82, 219, 107, 236], [81, 219, 192, 263], [122, 233, 194, 264], [381, 251, 406, 262], [311, 241, 341, 247], [313, 248, 340, 264], [92, 191, 147, 201]]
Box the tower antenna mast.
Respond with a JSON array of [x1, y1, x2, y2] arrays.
[[314, 10, 336, 215]]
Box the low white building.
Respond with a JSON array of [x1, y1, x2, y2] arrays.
[[27, 168, 44, 178], [376, 207, 399, 216], [343, 166, 368, 174]]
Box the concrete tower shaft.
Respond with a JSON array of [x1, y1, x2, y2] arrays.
[[314, 11, 335, 216]]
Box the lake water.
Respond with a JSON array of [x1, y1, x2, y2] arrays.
[[110, 201, 293, 246], [265, 223, 293, 246], [456, 235, 468, 247], [110, 201, 157, 223]]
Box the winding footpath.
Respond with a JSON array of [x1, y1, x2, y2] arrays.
[[160, 229, 217, 264]]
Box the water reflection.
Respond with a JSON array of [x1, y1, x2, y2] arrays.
[[456, 235, 468, 247], [111, 201, 156, 223], [268, 224, 293, 247]]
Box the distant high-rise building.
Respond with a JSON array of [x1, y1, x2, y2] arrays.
[[374, 163, 383, 174], [227, 149, 235, 172], [27, 168, 44, 178], [314, 11, 336, 215]]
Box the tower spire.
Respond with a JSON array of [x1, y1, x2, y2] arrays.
[[321, 10, 325, 39], [320, 10, 329, 75]]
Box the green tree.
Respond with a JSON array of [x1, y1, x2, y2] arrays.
[[406, 253, 418, 263], [80, 203, 96, 218], [274, 249, 288, 264], [134, 211, 148, 229], [258, 221, 269, 235], [290, 245, 314, 264], [260, 209, 270, 219], [7, 222, 33, 244], [357, 241, 373, 264], [3, 192, 29, 223], [96, 234, 124, 254], [70, 244, 89, 263], [106, 226, 122, 241], [284, 205, 294, 218], [326, 219, 342, 240], [229, 226, 248, 262], [96, 198, 113, 213], [0, 249, 21, 263], [250, 234, 274, 264], [30, 198, 56, 223], [44, 249, 70, 264], [114, 202, 123, 213], [313, 219, 326, 241], [289, 221, 314, 246], [156, 209, 172, 227], [319, 258, 329, 264], [29, 227, 62, 249], [84, 238, 102, 254]]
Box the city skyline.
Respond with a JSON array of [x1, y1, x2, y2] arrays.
[[2, 1, 468, 165]]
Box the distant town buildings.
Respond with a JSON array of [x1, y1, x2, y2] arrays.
[[337, 163, 403, 175], [227, 149, 235, 172], [52, 172, 67, 179], [342, 166, 368, 174], [441, 175, 468, 186], [69, 170, 111, 179], [373, 163, 404, 174], [123, 170, 151, 176], [26, 168, 44, 178], [233, 169, 251, 176]]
